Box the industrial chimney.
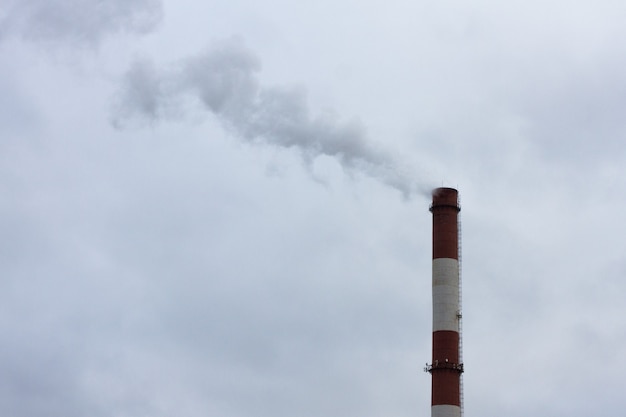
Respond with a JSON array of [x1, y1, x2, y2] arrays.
[[426, 187, 463, 417]]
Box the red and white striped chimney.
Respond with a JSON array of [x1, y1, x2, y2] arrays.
[[427, 187, 463, 417]]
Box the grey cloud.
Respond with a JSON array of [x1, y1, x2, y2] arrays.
[[0, 69, 40, 136], [0, 0, 162, 44], [112, 39, 432, 198], [116, 58, 166, 121], [10, 1, 626, 415], [0, 124, 427, 416]]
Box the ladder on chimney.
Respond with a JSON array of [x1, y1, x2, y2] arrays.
[[457, 202, 464, 417]]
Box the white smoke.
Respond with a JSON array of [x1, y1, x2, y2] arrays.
[[112, 38, 431, 198]]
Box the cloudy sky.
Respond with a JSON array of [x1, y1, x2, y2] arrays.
[[2, 0, 626, 416]]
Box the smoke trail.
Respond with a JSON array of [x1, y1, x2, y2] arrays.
[[112, 38, 430, 197], [0, 0, 162, 45]]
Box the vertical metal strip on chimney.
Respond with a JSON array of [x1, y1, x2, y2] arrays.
[[427, 188, 463, 417]]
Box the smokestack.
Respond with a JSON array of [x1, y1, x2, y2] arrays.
[[426, 187, 463, 417]]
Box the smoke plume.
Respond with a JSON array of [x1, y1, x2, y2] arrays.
[[0, 0, 162, 44], [112, 38, 430, 197]]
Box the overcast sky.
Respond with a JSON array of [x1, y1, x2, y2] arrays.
[[2, 1, 626, 416]]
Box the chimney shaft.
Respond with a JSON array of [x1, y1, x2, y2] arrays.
[[427, 187, 463, 417]]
